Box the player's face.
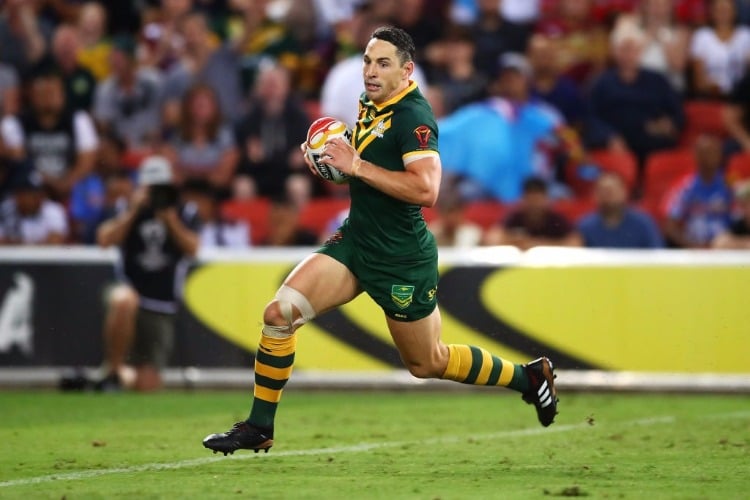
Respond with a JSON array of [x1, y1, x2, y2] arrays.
[[362, 38, 412, 104]]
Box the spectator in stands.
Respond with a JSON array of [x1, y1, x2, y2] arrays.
[[578, 172, 664, 248], [234, 62, 310, 200], [440, 53, 575, 202], [95, 156, 200, 391], [723, 66, 750, 153], [93, 34, 164, 154], [282, 0, 331, 99], [69, 132, 132, 244], [139, 0, 193, 71], [162, 83, 238, 190], [585, 24, 684, 167], [391, 0, 448, 63], [321, 9, 428, 127], [233, 0, 308, 93], [614, 0, 690, 93], [664, 134, 733, 248], [483, 177, 581, 249], [162, 10, 245, 126], [428, 190, 483, 247], [76, 2, 112, 81], [535, 0, 609, 85], [712, 181, 750, 248], [423, 28, 487, 114], [262, 195, 318, 246], [527, 33, 586, 129], [0, 168, 69, 245], [0, 0, 46, 75], [50, 24, 97, 113], [690, 0, 750, 98], [469, 0, 530, 76], [1, 66, 99, 201], [181, 179, 250, 249]]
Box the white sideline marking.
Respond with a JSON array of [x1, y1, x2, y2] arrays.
[[0, 415, 676, 489]]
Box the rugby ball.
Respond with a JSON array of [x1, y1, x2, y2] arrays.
[[305, 117, 352, 184]]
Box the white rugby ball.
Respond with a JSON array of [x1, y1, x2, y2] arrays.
[[305, 117, 352, 184]]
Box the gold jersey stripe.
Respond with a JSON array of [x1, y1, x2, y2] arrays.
[[363, 80, 419, 112], [403, 151, 439, 164]]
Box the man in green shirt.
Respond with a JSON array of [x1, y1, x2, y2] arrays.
[[203, 27, 558, 456]]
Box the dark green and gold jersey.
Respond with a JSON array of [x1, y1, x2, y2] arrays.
[[346, 81, 440, 259]]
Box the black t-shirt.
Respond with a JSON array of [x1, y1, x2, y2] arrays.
[[21, 110, 76, 179], [729, 217, 750, 236], [730, 72, 750, 132], [116, 203, 200, 313]]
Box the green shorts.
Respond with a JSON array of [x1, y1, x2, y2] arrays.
[[317, 228, 438, 322], [130, 308, 175, 369]]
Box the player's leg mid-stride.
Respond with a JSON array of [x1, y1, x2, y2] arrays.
[[202, 289, 558, 456]]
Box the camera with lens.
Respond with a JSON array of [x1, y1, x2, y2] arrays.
[[149, 184, 179, 211]]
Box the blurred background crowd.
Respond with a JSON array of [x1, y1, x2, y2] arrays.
[[2, 0, 750, 251]]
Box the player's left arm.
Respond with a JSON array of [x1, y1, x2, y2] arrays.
[[322, 117, 441, 207], [352, 151, 441, 207]]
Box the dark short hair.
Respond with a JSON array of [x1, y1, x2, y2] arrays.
[[27, 63, 64, 84], [371, 26, 416, 65], [522, 176, 548, 195]]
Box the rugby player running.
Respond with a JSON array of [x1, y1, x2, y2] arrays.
[[203, 26, 558, 455]]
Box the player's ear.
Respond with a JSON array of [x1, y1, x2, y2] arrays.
[[402, 60, 414, 81]]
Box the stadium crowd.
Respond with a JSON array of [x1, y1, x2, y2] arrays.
[[1, 0, 750, 250]]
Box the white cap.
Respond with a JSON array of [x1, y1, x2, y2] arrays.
[[138, 155, 174, 186]]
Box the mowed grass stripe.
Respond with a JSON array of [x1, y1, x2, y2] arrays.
[[0, 415, 675, 489]]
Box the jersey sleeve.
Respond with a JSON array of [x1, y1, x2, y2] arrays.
[[396, 106, 439, 166]]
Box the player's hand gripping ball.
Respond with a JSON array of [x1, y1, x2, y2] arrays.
[[305, 117, 352, 184]]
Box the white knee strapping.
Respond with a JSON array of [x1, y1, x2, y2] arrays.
[[262, 285, 316, 338]]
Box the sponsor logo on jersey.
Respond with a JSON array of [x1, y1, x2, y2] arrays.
[[426, 286, 437, 301], [414, 125, 431, 149], [391, 284, 415, 309]]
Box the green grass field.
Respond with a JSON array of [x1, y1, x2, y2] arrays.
[[0, 389, 748, 499]]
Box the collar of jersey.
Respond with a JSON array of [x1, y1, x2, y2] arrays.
[[362, 80, 417, 112]]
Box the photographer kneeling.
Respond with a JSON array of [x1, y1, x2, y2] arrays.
[[95, 156, 199, 391]]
